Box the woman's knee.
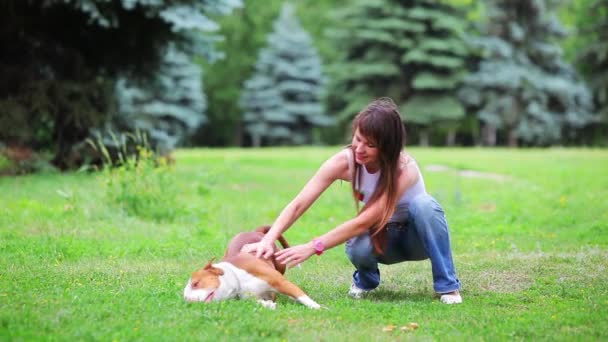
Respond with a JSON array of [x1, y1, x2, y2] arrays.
[[346, 234, 377, 268], [409, 194, 442, 216], [409, 194, 449, 234], [409, 194, 447, 223]]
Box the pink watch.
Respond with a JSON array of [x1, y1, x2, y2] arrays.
[[312, 238, 325, 256]]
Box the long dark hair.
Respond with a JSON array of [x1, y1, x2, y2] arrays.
[[350, 97, 406, 254]]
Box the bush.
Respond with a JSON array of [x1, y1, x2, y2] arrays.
[[88, 132, 186, 222], [0, 145, 57, 175], [0, 153, 10, 174]]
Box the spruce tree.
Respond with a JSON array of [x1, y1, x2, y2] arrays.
[[240, 3, 331, 147], [458, 0, 595, 146], [110, 45, 207, 154], [575, 0, 608, 144], [326, 0, 470, 145], [0, 0, 241, 168], [108, 0, 242, 154]]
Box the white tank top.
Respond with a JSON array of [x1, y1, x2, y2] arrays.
[[344, 149, 426, 222]]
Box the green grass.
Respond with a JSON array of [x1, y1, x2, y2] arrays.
[[1, 147, 607, 341]]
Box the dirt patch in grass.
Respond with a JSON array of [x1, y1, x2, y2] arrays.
[[460, 249, 608, 294], [474, 269, 534, 293], [426, 164, 512, 182]]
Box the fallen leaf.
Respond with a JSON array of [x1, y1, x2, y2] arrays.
[[382, 325, 396, 332], [479, 203, 496, 212]]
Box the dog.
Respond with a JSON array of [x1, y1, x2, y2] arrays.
[[183, 225, 321, 309]]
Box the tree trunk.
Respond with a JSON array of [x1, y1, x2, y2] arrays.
[[482, 124, 497, 146], [234, 121, 243, 147], [507, 128, 518, 147], [446, 128, 456, 146], [419, 128, 429, 147], [252, 133, 261, 148], [51, 113, 88, 170]]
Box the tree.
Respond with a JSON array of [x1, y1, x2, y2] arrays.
[[458, 0, 595, 146], [107, 44, 207, 155], [192, 0, 284, 147], [192, 0, 351, 147], [326, 0, 470, 146], [0, 0, 241, 169], [240, 3, 332, 147], [574, 0, 608, 144]]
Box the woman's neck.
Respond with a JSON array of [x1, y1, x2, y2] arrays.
[[364, 162, 380, 174]]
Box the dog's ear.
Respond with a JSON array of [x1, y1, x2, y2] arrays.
[[203, 257, 216, 270], [203, 258, 224, 276], [208, 267, 224, 276]]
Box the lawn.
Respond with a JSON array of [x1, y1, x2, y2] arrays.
[[1, 147, 607, 341]]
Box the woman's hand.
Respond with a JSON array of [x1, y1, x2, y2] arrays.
[[275, 242, 315, 268], [241, 239, 276, 259]]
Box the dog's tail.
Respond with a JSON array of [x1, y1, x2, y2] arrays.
[[256, 225, 290, 249]]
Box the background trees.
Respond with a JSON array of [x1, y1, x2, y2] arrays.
[[325, 0, 471, 146], [192, 0, 341, 147], [572, 0, 608, 144], [0, 0, 606, 173], [458, 0, 595, 147], [240, 4, 332, 147], [0, 0, 241, 169]]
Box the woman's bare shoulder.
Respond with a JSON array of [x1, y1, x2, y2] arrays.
[[323, 148, 351, 182], [398, 152, 419, 188]]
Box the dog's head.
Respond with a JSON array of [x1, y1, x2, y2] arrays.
[[183, 259, 235, 303]]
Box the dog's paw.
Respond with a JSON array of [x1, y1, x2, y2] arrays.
[[257, 299, 277, 310], [297, 295, 321, 309]]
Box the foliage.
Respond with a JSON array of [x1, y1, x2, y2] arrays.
[[86, 130, 184, 222], [326, 0, 471, 146], [239, 3, 332, 146], [0, 0, 241, 169], [109, 44, 207, 155], [2, 0, 606, 149], [192, 0, 283, 147], [458, 0, 596, 146], [0, 147, 57, 175], [1, 147, 607, 340], [574, 0, 608, 125], [193, 0, 351, 147], [0, 154, 9, 173]]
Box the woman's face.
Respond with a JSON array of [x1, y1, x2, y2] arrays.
[[352, 129, 380, 170]]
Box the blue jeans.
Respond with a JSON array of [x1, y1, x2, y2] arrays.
[[346, 193, 461, 293]]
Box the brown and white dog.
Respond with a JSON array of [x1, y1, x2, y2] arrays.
[[183, 226, 320, 309]]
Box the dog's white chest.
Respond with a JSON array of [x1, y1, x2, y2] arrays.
[[216, 262, 274, 299]]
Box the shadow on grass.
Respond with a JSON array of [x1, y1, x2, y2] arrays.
[[365, 289, 433, 303]]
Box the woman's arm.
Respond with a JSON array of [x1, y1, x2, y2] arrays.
[[275, 158, 419, 266], [245, 150, 350, 259], [274, 192, 387, 266]]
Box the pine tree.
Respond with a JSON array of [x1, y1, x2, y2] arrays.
[[575, 0, 608, 144], [240, 3, 332, 147], [0, 0, 241, 168], [458, 0, 595, 146], [107, 0, 242, 154], [326, 0, 470, 146], [110, 45, 207, 154]]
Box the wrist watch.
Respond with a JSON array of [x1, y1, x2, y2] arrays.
[[312, 238, 325, 256]]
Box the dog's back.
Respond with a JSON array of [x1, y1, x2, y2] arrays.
[[223, 225, 289, 274]]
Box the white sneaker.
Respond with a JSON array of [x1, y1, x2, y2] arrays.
[[439, 292, 462, 304], [348, 283, 370, 299]]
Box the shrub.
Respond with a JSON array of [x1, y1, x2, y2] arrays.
[[88, 131, 185, 222], [0, 145, 57, 175]]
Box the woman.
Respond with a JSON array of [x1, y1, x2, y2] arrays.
[[243, 97, 462, 304]]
